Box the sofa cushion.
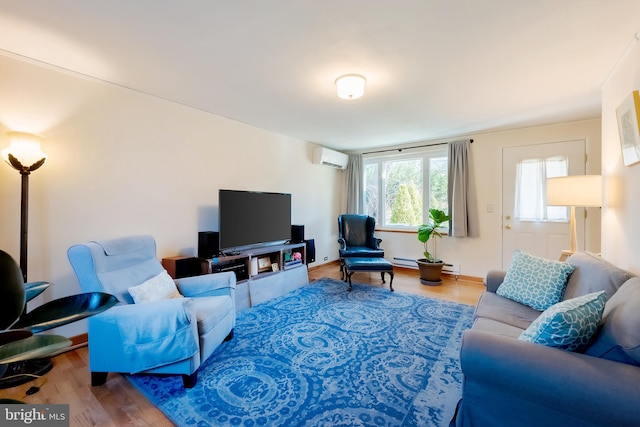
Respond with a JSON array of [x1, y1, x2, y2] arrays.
[[519, 291, 606, 351], [563, 251, 635, 300], [474, 291, 542, 329], [339, 247, 385, 258], [191, 295, 234, 335], [583, 277, 640, 366], [472, 317, 525, 338], [496, 250, 576, 311]]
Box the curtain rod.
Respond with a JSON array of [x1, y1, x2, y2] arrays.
[[363, 138, 473, 155]]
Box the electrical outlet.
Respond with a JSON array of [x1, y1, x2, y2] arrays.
[[323, 256, 328, 261]]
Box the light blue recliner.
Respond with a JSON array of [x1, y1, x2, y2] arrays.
[[67, 235, 236, 388]]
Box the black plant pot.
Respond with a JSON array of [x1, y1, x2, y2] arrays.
[[416, 259, 444, 286]]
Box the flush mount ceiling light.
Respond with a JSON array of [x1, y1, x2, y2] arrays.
[[335, 74, 366, 100]]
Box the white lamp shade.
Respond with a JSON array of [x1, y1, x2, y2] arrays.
[[546, 175, 602, 207], [2, 131, 47, 169], [335, 74, 366, 100]]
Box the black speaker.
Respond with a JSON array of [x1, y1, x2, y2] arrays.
[[291, 225, 305, 243], [305, 239, 316, 263], [198, 231, 220, 259]]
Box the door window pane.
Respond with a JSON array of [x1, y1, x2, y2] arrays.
[[514, 156, 568, 222], [545, 157, 569, 221]]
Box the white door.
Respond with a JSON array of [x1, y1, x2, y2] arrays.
[[502, 140, 586, 268]]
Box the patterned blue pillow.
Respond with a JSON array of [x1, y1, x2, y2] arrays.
[[519, 291, 607, 351], [497, 250, 576, 310]]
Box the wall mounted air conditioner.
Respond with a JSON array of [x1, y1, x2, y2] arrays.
[[312, 147, 349, 170]]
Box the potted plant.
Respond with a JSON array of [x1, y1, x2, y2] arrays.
[[416, 208, 451, 285]]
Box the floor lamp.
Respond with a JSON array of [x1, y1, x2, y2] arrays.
[[1, 131, 49, 388], [1, 131, 47, 282], [546, 175, 602, 256]]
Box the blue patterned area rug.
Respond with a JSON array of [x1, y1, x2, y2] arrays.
[[127, 278, 474, 427]]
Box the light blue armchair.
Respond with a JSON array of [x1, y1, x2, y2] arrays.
[[67, 235, 236, 388]]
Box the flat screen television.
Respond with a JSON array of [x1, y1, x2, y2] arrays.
[[219, 189, 292, 251]]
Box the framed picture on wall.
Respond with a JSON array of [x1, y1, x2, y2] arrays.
[[616, 90, 640, 167]]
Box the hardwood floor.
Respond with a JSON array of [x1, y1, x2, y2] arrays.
[[310, 262, 485, 307], [1, 262, 485, 426]]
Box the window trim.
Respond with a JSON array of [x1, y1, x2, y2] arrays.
[[363, 146, 448, 230]]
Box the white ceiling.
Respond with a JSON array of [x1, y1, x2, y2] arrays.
[[1, 1, 639, 151]]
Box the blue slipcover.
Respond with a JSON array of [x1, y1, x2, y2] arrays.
[[68, 235, 235, 387]]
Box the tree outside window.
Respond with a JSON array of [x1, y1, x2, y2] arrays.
[[364, 148, 448, 229], [429, 157, 448, 212], [385, 158, 422, 226], [364, 163, 379, 219]]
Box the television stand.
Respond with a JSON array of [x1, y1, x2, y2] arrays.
[[200, 242, 308, 309]]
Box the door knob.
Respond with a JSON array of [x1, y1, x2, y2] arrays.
[[505, 224, 511, 230], [505, 215, 511, 220]]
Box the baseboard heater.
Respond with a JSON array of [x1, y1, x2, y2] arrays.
[[442, 263, 460, 278], [394, 257, 459, 278], [393, 257, 419, 269]]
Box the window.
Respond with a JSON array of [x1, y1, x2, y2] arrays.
[[364, 147, 448, 229], [514, 156, 568, 222]]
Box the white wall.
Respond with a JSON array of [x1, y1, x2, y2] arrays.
[[601, 37, 640, 274], [375, 118, 602, 278], [0, 50, 613, 340], [0, 55, 344, 337]]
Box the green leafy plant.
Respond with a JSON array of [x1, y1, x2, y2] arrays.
[[417, 208, 451, 262]]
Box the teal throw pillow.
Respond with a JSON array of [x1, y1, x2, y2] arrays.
[[497, 250, 576, 311], [519, 291, 607, 351]]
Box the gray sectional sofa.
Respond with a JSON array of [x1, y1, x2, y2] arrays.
[[451, 251, 640, 427]]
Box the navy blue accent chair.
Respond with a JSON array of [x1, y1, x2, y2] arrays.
[[337, 215, 384, 278]]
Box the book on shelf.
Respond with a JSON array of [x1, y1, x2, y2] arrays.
[[283, 259, 303, 269]]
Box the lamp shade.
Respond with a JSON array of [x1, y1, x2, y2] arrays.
[[335, 74, 366, 100], [546, 175, 602, 207], [2, 131, 47, 171]]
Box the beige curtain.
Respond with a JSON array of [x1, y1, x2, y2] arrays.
[[448, 140, 479, 237], [345, 154, 363, 214]]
